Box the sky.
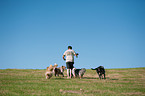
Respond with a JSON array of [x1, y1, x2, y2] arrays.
[[0, 0, 145, 69]]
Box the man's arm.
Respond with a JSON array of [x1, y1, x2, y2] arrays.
[[62, 55, 66, 61]]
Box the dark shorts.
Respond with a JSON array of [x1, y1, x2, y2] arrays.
[[66, 62, 74, 69]]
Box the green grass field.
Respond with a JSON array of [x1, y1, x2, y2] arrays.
[[0, 68, 145, 96]]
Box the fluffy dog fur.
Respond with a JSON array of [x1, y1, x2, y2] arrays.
[[91, 66, 106, 79], [45, 65, 54, 79], [72, 68, 86, 79], [54, 66, 66, 77]]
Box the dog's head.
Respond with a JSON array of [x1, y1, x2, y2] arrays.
[[53, 63, 58, 68], [46, 65, 54, 72], [81, 68, 86, 72]]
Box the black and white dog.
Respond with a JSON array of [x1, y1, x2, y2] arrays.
[[91, 66, 106, 79], [72, 68, 86, 79], [54, 66, 66, 77]]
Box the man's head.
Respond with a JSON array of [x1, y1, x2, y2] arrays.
[[68, 46, 72, 49]]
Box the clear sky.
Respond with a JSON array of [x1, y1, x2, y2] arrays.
[[0, 0, 145, 69]]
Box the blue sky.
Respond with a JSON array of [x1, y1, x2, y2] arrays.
[[0, 0, 145, 69]]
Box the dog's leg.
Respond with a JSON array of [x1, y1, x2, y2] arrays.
[[104, 73, 106, 79], [79, 73, 82, 79], [49, 74, 53, 79], [45, 74, 47, 79], [46, 74, 50, 79], [99, 73, 102, 79], [46, 75, 48, 79], [97, 72, 100, 79], [45, 73, 49, 79], [61, 73, 64, 77]]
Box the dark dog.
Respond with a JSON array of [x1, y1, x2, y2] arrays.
[[91, 66, 106, 79], [72, 68, 86, 79], [54, 66, 66, 77]]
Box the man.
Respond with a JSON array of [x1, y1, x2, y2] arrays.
[[63, 46, 78, 78]]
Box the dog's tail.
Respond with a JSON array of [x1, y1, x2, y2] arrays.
[[91, 68, 96, 70]]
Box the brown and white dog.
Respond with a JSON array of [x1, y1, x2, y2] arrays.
[[54, 66, 66, 77], [45, 64, 58, 79], [45, 65, 54, 79], [72, 68, 86, 79]]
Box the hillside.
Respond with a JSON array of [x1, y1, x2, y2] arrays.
[[0, 68, 145, 96]]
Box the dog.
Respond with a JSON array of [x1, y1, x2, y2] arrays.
[[52, 63, 58, 73], [91, 66, 106, 79], [54, 66, 66, 77], [72, 68, 86, 79], [45, 65, 54, 79]]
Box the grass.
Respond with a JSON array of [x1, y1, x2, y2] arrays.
[[0, 68, 145, 96]]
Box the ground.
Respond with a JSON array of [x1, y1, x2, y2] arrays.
[[0, 68, 145, 96]]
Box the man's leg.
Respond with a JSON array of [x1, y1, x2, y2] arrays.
[[72, 68, 76, 78], [66, 62, 70, 78], [67, 69, 70, 78], [70, 69, 72, 78]]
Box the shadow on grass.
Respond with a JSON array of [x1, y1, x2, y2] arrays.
[[110, 78, 119, 80], [83, 77, 98, 79], [42, 76, 119, 81], [52, 78, 65, 80], [83, 77, 119, 81], [106, 77, 119, 80]]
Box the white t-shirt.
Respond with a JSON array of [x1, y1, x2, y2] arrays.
[[63, 49, 76, 62]]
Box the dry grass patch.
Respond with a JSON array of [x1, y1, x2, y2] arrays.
[[122, 92, 145, 96]]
